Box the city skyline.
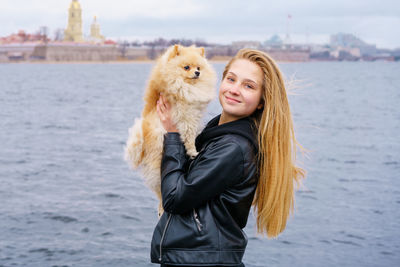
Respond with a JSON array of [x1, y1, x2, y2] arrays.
[[1, 0, 399, 48]]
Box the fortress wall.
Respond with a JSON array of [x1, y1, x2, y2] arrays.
[[0, 52, 9, 62], [124, 47, 149, 60], [266, 49, 310, 62], [206, 46, 310, 62], [0, 44, 37, 61], [1, 44, 311, 62], [32, 44, 119, 61]]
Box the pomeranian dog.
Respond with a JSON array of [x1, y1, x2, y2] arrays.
[[124, 44, 216, 214]]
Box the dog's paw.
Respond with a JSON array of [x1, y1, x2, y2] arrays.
[[187, 149, 199, 159]]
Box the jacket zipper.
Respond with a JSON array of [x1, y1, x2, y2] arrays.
[[193, 209, 203, 232], [159, 213, 172, 261]]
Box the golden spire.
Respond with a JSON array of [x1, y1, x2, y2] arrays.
[[90, 15, 105, 43], [70, 0, 81, 9], [64, 0, 83, 42]]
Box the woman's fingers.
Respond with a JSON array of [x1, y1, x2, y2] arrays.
[[156, 101, 161, 117], [157, 99, 163, 112], [156, 93, 178, 132], [160, 94, 168, 110], [156, 99, 165, 120], [158, 94, 170, 113], [161, 95, 170, 109]]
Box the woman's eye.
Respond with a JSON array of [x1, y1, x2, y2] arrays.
[[245, 84, 254, 89], [184, 66, 190, 70], [227, 77, 234, 82]]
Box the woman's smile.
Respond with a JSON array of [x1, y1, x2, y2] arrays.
[[224, 95, 241, 103]]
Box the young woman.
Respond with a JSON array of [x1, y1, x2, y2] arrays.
[[151, 49, 305, 267]]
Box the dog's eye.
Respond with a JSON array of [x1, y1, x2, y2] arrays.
[[197, 67, 200, 71], [184, 66, 190, 71]]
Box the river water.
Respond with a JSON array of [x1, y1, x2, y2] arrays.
[[0, 61, 399, 267]]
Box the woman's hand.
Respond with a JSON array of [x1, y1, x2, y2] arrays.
[[156, 93, 178, 133]]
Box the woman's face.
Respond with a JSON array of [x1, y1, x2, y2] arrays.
[[219, 59, 263, 124]]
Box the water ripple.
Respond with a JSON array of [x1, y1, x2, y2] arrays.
[[44, 213, 78, 223], [332, 239, 362, 247]]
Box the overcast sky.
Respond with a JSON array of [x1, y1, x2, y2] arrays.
[[1, 0, 399, 48]]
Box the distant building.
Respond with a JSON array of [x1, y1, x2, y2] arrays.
[[89, 16, 105, 43], [205, 45, 310, 62], [64, 0, 83, 42], [265, 47, 310, 62], [330, 33, 376, 56], [0, 0, 118, 62], [231, 41, 261, 49], [330, 33, 364, 47], [330, 46, 361, 61], [63, 0, 107, 44], [0, 30, 47, 44], [264, 34, 283, 47], [54, 28, 64, 41]]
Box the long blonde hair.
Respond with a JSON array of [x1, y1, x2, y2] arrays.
[[222, 49, 306, 238]]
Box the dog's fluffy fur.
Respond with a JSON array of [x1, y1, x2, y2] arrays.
[[124, 45, 216, 211]]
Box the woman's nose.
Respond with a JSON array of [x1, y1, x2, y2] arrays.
[[228, 84, 240, 95]]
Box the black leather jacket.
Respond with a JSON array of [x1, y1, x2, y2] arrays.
[[151, 115, 259, 266]]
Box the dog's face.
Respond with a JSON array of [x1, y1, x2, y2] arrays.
[[166, 45, 209, 85]]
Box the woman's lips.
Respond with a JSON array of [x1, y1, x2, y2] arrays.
[[225, 95, 241, 103]]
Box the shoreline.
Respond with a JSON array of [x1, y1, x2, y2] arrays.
[[0, 59, 231, 64], [0, 59, 326, 64], [1, 58, 394, 64]]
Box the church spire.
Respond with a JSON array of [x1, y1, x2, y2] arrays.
[[64, 0, 83, 42], [90, 15, 105, 43]]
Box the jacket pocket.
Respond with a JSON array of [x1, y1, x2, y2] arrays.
[[192, 208, 203, 234]]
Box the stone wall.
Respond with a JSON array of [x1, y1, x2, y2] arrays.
[[0, 52, 9, 62], [266, 48, 310, 62], [0, 43, 311, 62], [205, 46, 310, 62], [0, 44, 37, 62], [123, 47, 163, 60], [32, 44, 119, 61]]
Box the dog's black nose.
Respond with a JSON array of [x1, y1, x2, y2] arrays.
[[195, 71, 200, 77]]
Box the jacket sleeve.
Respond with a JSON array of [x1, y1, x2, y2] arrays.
[[161, 133, 244, 214]]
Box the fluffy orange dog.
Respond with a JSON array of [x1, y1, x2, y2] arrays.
[[124, 45, 216, 213]]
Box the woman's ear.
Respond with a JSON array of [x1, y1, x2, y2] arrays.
[[257, 99, 264, 110]]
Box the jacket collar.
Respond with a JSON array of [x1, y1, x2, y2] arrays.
[[195, 114, 258, 152]]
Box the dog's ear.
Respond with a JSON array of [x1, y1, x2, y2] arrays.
[[199, 47, 205, 57], [168, 44, 181, 60]]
